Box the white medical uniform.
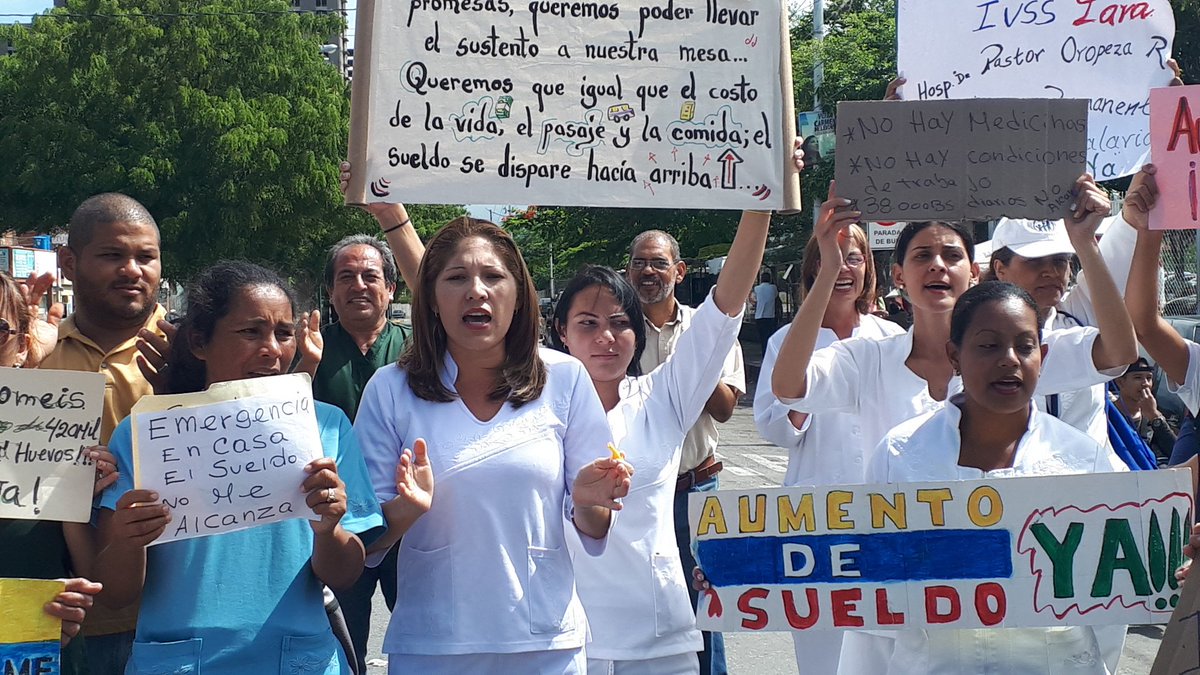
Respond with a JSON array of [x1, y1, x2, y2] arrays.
[[574, 295, 742, 674], [839, 396, 1125, 675], [354, 349, 614, 674], [754, 314, 904, 674]]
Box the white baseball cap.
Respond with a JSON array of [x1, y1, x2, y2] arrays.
[[990, 218, 1074, 259]]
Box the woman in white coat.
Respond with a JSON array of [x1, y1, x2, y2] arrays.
[[769, 178, 1135, 670], [752, 223, 903, 672], [550, 201, 771, 674], [862, 281, 1126, 675]]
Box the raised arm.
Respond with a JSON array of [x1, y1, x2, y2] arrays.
[[1063, 174, 1137, 371], [712, 141, 805, 315], [772, 182, 860, 400], [340, 161, 425, 288], [1123, 165, 1191, 386]]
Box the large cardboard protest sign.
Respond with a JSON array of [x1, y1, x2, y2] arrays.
[[0, 369, 105, 522], [347, 0, 800, 210], [897, 0, 1175, 181], [690, 470, 1192, 632], [1149, 84, 1200, 230], [132, 374, 323, 545], [834, 99, 1088, 222], [0, 578, 63, 675]]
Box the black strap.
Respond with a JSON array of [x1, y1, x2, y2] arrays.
[[1046, 393, 1060, 418]]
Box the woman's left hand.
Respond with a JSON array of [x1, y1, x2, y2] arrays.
[[303, 458, 347, 535], [572, 457, 634, 510]]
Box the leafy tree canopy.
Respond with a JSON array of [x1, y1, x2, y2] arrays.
[[0, 0, 463, 297]]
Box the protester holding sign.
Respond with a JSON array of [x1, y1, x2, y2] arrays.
[[352, 216, 630, 674], [545, 149, 792, 672], [93, 261, 385, 675], [855, 281, 1126, 674], [1126, 165, 1200, 417], [0, 271, 108, 674], [772, 184, 1123, 471], [752, 224, 904, 672]]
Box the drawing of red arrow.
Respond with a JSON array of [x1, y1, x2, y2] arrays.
[[718, 149, 742, 190]]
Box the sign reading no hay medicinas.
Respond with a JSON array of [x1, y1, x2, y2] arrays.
[[897, 0, 1175, 181], [347, 0, 801, 210], [690, 471, 1193, 632]]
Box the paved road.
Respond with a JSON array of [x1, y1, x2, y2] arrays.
[[359, 357, 1165, 673]]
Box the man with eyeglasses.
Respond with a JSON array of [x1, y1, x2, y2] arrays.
[[628, 229, 743, 675]]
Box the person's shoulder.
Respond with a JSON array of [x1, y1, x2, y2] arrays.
[[314, 400, 351, 427], [862, 314, 906, 337], [539, 346, 582, 370]]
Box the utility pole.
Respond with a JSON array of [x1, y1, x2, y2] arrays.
[[812, 0, 825, 226]]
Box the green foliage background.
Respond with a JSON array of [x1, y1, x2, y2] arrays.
[[0, 0, 463, 301]]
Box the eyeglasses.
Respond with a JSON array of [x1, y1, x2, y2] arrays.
[[629, 258, 677, 271], [844, 254, 867, 268], [0, 318, 19, 347]]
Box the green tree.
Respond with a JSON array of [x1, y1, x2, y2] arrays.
[[0, 0, 461, 297]]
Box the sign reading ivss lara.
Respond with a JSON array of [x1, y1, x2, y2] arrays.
[[834, 99, 1088, 221], [346, 0, 800, 210]]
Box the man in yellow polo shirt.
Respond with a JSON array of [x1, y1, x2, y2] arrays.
[[42, 192, 167, 675]]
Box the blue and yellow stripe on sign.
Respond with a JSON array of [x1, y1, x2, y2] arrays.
[[697, 529, 1013, 586], [0, 640, 59, 674]]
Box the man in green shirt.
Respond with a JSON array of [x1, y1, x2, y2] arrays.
[[314, 233, 410, 674]]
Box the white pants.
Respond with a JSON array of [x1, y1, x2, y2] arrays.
[[389, 648, 586, 674], [586, 651, 698, 675], [792, 630, 844, 674]]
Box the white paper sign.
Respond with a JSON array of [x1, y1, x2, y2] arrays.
[[347, 0, 800, 210], [132, 375, 323, 544], [897, 0, 1175, 180], [867, 221, 903, 251], [0, 369, 105, 522]]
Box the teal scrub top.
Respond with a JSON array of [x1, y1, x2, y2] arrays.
[[101, 402, 384, 675]]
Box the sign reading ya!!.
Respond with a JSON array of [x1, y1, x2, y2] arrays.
[[689, 471, 1191, 631]]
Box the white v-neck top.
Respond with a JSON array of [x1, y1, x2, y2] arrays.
[[355, 349, 614, 656], [571, 294, 741, 661], [859, 397, 1124, 675], [780, 325, 1116, 469], [754, 314, 905, 486]]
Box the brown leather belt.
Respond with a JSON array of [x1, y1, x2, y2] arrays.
[[676, 456, 723, 493]]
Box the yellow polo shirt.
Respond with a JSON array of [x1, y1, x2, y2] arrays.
[[40, 304, 167, 637]]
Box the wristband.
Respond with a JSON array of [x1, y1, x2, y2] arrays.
[[381, 217, 411, 234]]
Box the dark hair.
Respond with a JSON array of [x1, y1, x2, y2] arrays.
[[799, 223, 877, 315], [893, 221, 975, 267], [979, 246, 1016, 283], [68, 193, 158, 251], [323, 234, 400, 290], [167, 261, 297, 394], [949, 281, 1040, 346], [400, 217, 545, 406], [550, 265, 647, 377]]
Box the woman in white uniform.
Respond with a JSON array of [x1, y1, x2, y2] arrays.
[[549, 198, 770, 674], [862, 281, 1126, 675], [752, 223, 903, 672], [353, 217, 633, 674], [769, 178, 1134, 670]]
